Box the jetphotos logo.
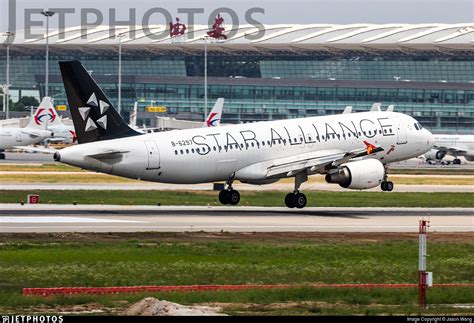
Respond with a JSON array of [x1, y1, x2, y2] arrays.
[[2, 0, 266, 44], [34, 107, 56, 125]]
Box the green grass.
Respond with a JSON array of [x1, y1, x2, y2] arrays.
[[1, 190, 474, 207], [0, 235, 472, 315]]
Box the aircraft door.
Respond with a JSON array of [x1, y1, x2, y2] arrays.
[[144, 141, 160, 170], [394, 118, 407, 144]]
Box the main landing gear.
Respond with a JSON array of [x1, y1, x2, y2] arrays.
[[453, 158, 462, 165], [218, 177, 240, 205], [380, 166, 394, 192], [284, 172, 308, 209]]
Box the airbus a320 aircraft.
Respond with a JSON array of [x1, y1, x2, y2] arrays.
[[424, 134, 474, 165], [32, 97, 77, 144], [52, 61, 434, 208], [0, 105, 54, 159]]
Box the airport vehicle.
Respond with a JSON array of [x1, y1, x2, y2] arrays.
[[52, 61, 434, 208], [32, 97, 76, 144], [0, 108, 54, 159], [424, 134, 474, 165]]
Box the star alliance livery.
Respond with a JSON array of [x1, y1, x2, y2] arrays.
[[53, 61, 434, 208]]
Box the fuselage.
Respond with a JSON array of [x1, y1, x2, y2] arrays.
[[0, 127, 53, 150], [434, 134, 474, 158], [57, 111, 433, 184]]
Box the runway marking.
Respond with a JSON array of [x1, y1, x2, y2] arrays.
[[0, 216, 142, 223]]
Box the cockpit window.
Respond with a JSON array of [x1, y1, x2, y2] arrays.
[[414, 123, 423, 130], [414, 123, 419, 130]]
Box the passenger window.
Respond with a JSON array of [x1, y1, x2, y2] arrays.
[[251, 142, 255, 147], [262, 141, 265, 146], [180, 150, 183, 154], [174, 150, 178, 155], [186, 149, 189, 154]]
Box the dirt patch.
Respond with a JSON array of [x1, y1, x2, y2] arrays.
[[123, 297, 226, 316], [0, 232, 472, 244]]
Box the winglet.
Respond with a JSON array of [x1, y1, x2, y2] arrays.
[[386, 104, 395, 112], [370, 103, 381, 112], [363, 141, 377, 155], [343, 106, 353, 114]]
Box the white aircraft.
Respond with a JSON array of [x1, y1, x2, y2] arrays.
[[0, 108, 54, 159], [49, 61, 434, 208], [424, 134, 474, 164], [31, 97, 76, 144]]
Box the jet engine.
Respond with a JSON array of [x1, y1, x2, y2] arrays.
[[325, 159, 385, 190], [424, 149, 446, 161]]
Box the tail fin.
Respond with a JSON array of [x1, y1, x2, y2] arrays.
[[27, 97, 54, 130], [59, 61, 141, 144], [204, 98, 224, 127], [370, 103, 381, 112], [342, 106, 352, 114]]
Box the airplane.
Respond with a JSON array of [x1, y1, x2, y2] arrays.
[[31, 97, 77, 144], [0, 107, 54, 159], [48, 61, 434, 208], [424, 134, 474, 165], [130, 98, 224, 133]]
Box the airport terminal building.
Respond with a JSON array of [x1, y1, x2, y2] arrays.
[[1, 23, 474, 132]]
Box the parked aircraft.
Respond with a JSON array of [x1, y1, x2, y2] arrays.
[[32, 97, 76, 144], [424, 134, 474, 164], [49, 61, 434, 208], [0, 103, 54, 159]]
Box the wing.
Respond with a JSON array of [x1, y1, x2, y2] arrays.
[[13, 146, 58, 154], [236, 142, 384, 180], [434, 145, 467, 155]]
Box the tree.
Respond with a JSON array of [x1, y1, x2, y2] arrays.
[[11, 96, 39, 111]]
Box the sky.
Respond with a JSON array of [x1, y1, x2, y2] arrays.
[[1, 0, 473, 33]]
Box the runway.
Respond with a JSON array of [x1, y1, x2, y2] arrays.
[[0, 205, 472, 233]]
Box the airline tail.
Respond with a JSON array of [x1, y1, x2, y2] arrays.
[[204, 98, 224, 127], [27, 97, 56, 130], [59, 61, 141, 144]]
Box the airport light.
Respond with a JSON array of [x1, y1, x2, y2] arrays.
[[202, 36, 209, 118], [117, 33, 126, 114], [2, 31, 14, 119], [41, 10, 55, 97]]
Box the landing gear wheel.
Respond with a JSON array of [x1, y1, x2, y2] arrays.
[[228, 190, 240, 205], [218, 190, 230, 205], [295, 193, 307, 209], [381, 181, 394, 192], [285, 193, 296, 208], [453, 158, 461, 165]]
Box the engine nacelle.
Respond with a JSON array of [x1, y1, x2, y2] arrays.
[[424, 149, 446, 161], [464, 155, 474, 162], [325, 159, 385, 190]]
